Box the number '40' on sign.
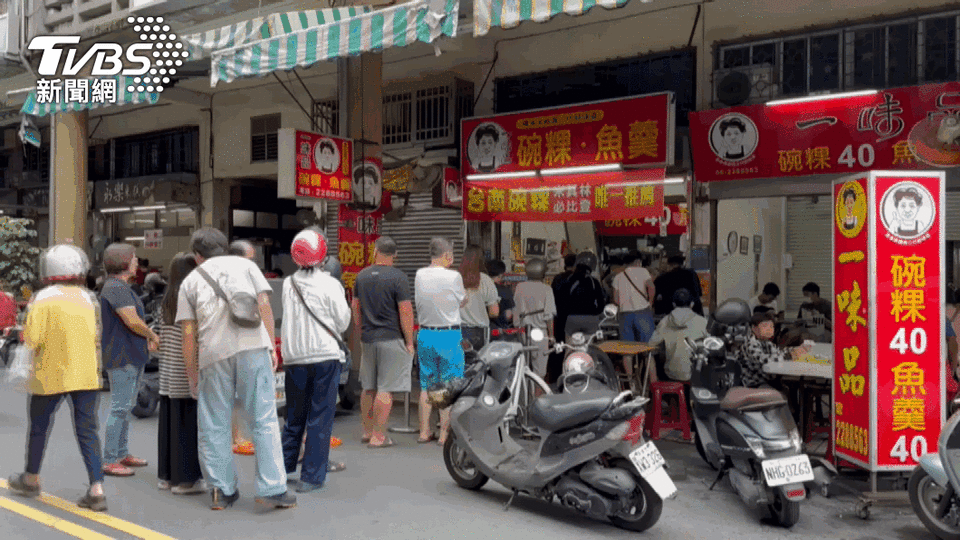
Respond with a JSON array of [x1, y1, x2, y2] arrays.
[[890, 435, 928, 463], [889, 328, 928, 355]]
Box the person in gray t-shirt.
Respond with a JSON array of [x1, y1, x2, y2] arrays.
[[352, 237, 415, 448]]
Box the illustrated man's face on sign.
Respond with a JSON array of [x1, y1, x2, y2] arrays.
[[353, 165, 382, 209], [895, 192, 921, 221]]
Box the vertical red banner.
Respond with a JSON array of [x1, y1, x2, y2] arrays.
[[871, 172, 945, 470], [832, 177, 872, 467], [337, 205, 382, 299]]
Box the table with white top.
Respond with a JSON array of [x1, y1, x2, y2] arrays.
[[763, 360, 833, 380], [762, 351, 834, 439]]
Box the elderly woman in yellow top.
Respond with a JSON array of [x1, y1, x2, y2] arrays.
[[6, 244, 108, 512]]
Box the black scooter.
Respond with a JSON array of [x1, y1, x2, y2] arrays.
[[435, 329, 676, 532], [688, 299, 813, 528]]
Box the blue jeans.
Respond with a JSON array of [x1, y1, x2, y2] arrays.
[[27, 391, 103, 484], [282, 361, 341, 486], [104, 363, 143, 463], [621, 309, 655, 343], [197, 348, 286, 498]]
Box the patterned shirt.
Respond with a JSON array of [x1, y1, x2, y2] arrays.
[[737, 334, 786, 388]]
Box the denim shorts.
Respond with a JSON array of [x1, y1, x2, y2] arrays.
[[417, 328, 464, 390]]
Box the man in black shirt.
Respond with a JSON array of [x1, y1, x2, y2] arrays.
[[486, 260, 515, 340], [653, 255, 703, 316]]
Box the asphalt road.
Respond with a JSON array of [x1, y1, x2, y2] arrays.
[[0, 384, 940, 540]]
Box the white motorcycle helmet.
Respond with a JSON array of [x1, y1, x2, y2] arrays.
[[39, 244, 91, 283]]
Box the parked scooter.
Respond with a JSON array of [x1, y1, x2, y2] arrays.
[[0, 326, 22, 368], [435, 326, 676, 532], [131, 284, 163, 419], [688, 299, 813, 528], [909, 397, 960, 540]]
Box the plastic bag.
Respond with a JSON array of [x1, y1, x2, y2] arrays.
[[3, 345, 32, 390]]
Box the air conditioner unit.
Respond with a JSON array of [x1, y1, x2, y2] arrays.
[[0, 6, 20, 57], [714, 64, 779, 107]]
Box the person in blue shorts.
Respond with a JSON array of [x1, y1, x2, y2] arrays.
[[415, 238, 467, 446]]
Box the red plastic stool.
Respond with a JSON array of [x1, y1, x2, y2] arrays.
[[645, 381, 691, 441]]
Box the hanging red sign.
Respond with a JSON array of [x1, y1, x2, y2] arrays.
[[690, 82, 960, 182], [595, 203, 688, 236], [461, 93, 675, 176], [337, 204, 385, 298], [277, 128, 353, 200], [463, 169, 665, 222]]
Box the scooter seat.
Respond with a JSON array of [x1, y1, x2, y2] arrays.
[[528, 391, 615, 432], [720, 387, 788, 411]]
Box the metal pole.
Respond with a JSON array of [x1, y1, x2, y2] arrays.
[[389, 392, 419, 434]]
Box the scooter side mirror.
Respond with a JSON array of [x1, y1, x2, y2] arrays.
[[603, 304, 619, 319]]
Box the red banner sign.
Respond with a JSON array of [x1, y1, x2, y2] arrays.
[[337, 204, 385, 297], [463, 169, 665, 222], [832, 176, 872, 468], [461, 93, 675, 176], [690, 82, 960, 182], [595, 203, 688, 236], [277, 129, 353, 200], [872, 172, 945, 470], [832, 171, 945, 471]]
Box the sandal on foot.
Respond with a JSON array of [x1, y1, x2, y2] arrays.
[[327, 462, 346, 473], [368, 437, 396, 448], [7, 474, 40, 497], [361, 435, 372, 444], [417, 434, 436, 444]]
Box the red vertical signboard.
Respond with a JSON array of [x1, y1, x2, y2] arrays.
[[832, 177, 872, 467], [833, 171, 945, 471], [871, 172, 945, 470]]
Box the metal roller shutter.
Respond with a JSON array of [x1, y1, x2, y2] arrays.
[[784, 196, 833, 315], [324, 194, 465, 289], [947, 193, 960, 242]]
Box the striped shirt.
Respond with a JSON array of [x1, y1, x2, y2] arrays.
[[158, 319, 192, 399]]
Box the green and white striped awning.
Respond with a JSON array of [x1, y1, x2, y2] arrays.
[[473, 0, 630, 37], [20, 76, 160, 117], [210, 0, 459, 87], [180, 7, 373, 61]]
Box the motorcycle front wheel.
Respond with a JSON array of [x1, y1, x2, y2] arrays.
[[609, 464, 664, 532], [909, 467, 960, 540], [443, 437, 489, 490]]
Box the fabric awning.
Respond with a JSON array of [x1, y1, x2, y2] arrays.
[[180, 7, 373, 61], [210, 0, 459, 87], [473, 0, 629, 37], [20, 77, 160, 117]]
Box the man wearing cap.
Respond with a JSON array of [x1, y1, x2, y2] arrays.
[[281, 229, 351, 493]]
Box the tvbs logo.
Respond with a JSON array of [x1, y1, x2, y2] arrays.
[[26, 16, 184, 78]]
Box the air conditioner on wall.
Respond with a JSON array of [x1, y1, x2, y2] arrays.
[[714, 64, 778, 107]]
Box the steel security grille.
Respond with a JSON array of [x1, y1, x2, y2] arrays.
[[312, 100, 340, 136], [383, 93, 412, 146], [785, 197, 833, 315], [415, 86, 451, 142], [251, 114, 280, 162]]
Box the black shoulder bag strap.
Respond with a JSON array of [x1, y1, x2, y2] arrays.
[[291, 277, 348, 350], [195, 266, 230, 304], [623, 270, 650, 303]]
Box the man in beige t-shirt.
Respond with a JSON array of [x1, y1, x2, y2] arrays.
[[612, 251, 656, 343]]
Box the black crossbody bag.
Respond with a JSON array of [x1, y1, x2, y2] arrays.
[[290, 278, 351, 364]]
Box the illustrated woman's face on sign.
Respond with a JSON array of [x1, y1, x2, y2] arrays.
[[353, 166, 382, 209], [895, 192, 921, 222], [844, 192, 856, 217], [722, 125, 744, 150], [478, 134, 496, 158]]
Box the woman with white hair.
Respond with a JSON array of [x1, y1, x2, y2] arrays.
[[280, 229, 351, 493]]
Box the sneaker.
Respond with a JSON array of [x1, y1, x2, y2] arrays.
[[102, 463, 135, 477], [7, 473, 40, 497], [256, 491, 297, 509], [158, 480, 171, 490], [210, 488, 240, 510], [296, 481, 323, 493], [233, 441, 255, 456], [119, 455, 148, 468], [171, 480, 207, 495], [77, 491, 108, 512]]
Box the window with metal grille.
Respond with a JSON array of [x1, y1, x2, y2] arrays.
[[24, 144, 49, 184], [415, 86, 451, 142], [113, 128, 199, 178], [251, 114, 280, 162], [383, 93, 412, 146], [717, 10, 960, 101], [313, 100, 339, 136]]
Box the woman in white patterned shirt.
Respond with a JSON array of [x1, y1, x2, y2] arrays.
[[156, 253, 205, 495]]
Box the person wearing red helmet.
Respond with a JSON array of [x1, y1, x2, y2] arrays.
[[280, 228, 351, 493], [7, 244, 108, 511]]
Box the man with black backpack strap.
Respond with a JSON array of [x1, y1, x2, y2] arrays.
[[612, 251, 657, 344]]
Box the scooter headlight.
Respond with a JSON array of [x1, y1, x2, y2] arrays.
[[744, 435, 766, 459]]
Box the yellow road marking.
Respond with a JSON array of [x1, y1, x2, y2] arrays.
[[0, 480, 178, 540], [0, 496, 115, 540]]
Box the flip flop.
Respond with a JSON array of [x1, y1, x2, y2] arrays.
[[361, 435, 372, 444], [417, 434, 436, 444], [327, 462, 346, 473], [368, 437, 396, 448]]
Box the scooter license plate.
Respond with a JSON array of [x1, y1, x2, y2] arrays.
[[628, 442, 677, 500], [761, 454, 814, 487]]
